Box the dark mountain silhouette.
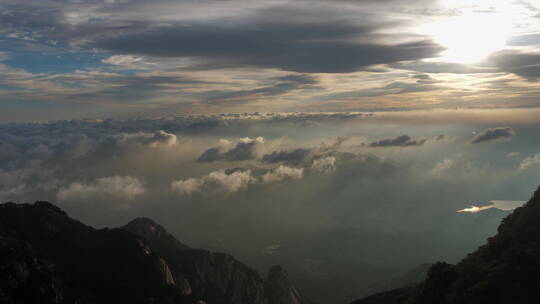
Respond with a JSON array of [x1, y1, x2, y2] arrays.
[[0, 201, 304, 304], [352, 186, 540, 304]]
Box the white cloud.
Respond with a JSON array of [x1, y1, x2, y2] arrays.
[[219, 138, 232, 146], [457, 200, 525, 213], [506, 152, 521, 158], [433, 158, 453, 172], [311, 156, 337, 174], [239, 136, 265, 144], [457, 205, 493, 213], [102, 55, 143, 66], [206, 170, 255, 192], [57, 176, 145, 202], [171, 178, 205, 195], [114, 130, 178, 147], [262, 165, 304, 183], [519, 154, 540, 171], [171, 169, 256, 195], [172, 164, 305, 195]]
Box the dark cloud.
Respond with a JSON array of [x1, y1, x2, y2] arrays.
[[197, 138, 263, 162], [197, 147, 222, 162], [368, 135, 427, 147], [471, 127, 515, 144], [486, 51, 540, 80], [507, 34, 540, 46], [411, 74, 431, 80], [261, 148, 311, 164], [93, 22, 442, 73], [435, 134, 447, 141]]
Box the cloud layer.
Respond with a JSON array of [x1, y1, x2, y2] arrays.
[[0, 113, 538, 303]]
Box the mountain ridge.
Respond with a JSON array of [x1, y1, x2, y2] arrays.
[[0, 201, 304, 304], [352, 186, 540, 304]]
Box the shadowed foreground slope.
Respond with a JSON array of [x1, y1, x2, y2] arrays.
[[353, 187, 540, 304], [0, 201, 304, 304]]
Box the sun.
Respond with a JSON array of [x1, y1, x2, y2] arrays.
[[422, 11, 513, 64]]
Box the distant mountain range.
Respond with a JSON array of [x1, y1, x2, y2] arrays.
[[0, 201, 304, 304], [352, 187, 540, 304]]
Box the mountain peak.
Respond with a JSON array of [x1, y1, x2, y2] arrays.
[[33, 201, 68, 216], [124, 217, 163, 239], [123, 217, 192, 253]]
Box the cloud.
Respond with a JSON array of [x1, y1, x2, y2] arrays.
[[0, 142, 20, 162], [170, 178, 206, 195], [171, 169, 256, 194], [471, 127, 515, 144], [261, 148, 311, 164], [435, 134, 447, 141], [219, 139, 232, 146], [506, 152, 521, 158], [456, 205, 494, 213], [392, 60, 496, 74], [102, 55, 145, 68], [201, 74, 320, 103], [519, 154, 540, 171], [310, 156, 337, 174], [172, 164, 306, 195], [457, 200, 525, 213], [432, 158, 453, 172], [112, 130, 178, 147], [93, 21, 442, 73], [57, 176, 146, 202], [316, 81, 446, 101], [196, 148, 223, 162], [261, 165, 304, 183], [368, 135, 427, 147], [486, 50, 540, 80], [197, 137, 264, 162]]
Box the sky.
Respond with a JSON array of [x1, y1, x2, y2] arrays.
[[2, 1, 540, 303], [0, 0, 540, 121]]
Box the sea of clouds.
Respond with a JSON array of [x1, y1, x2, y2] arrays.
[[1, 110, 540, 302]]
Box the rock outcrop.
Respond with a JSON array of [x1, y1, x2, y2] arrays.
[[265, 266, 303, 304], [123, 217, 268, 304]]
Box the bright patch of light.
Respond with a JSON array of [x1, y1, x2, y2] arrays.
[[416, 0, 528, 64], [424, 12, 512, 64], [457, 205, 492, 213], [457, 200, 525, 213]]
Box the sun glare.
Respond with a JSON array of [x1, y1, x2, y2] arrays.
[[424, 12, 512, 64]]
